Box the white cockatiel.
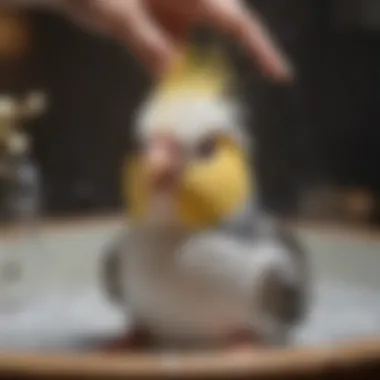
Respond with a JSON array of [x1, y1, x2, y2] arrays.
[[103, 43, 308, 350]]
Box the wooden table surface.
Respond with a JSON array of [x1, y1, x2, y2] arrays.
[[0, 337, 378, 379]]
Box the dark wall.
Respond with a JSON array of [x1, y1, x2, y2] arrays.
[[31, 11, 149, 215], [24, 0, 380, 217]]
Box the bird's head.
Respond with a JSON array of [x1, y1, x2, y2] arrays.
[[124, 44, 253, 231]]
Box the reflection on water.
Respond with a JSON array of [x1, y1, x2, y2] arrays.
[[0, 230, 45, 311], [296, 281, 380, 346]]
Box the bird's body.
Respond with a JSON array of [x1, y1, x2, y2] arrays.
[[103, 42, 308, 350], [124, 227, 255, 346], [105, 205, 307, 349]]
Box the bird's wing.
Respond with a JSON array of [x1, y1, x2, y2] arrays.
[[269, 220, 309, 325], [101, 229, 129, 305], [252, 218, 309, 345]]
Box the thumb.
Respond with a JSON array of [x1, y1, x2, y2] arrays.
[[63, 0, 176, 75]]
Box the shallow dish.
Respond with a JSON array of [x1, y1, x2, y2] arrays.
[[0, 217, 379, 379]]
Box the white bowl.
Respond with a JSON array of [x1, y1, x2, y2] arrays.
[[0, 217, 378, 379]]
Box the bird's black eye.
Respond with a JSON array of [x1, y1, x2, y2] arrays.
[[195, 136, 217, 159]]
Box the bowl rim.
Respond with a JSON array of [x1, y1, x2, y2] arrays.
[[2, 213, 380, 243], [0, 338, 379, 378]]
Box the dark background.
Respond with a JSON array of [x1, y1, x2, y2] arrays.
[[6, 0, 380, 222]]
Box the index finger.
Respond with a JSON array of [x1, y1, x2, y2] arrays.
[[202, 0, 295, 83], [63, 0, 175, 75]]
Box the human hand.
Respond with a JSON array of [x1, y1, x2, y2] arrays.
[[60, 0, 294, 82]]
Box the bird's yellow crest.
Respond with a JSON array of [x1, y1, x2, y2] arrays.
[[152, 43, 233, 102]]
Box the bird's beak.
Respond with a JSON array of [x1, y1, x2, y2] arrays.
[[144, 136, 181, 192]]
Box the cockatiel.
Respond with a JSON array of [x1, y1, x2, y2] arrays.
[[102, 42, 308, 350]]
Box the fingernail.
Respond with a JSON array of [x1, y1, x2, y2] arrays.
[[278, 61, 296, 84], [265, 56, 296, 85]]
